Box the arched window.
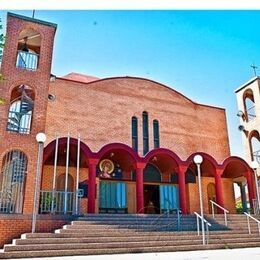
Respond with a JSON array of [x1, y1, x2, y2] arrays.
[[0, 150, 28, 213], [142, 111, 149, 155], [153, 119, 160, 148], [170, 169, 196, 184], [243, 89, 256, 121], [7, 85, 35, 134], [250, 131, 260, 163], [144, 164, 161, 182], [131, 116, 138, 152], [16, 28, 41, 71], [57, 174, 74, 192]]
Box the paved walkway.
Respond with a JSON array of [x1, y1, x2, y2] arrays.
[[17, 247, 260, 260]]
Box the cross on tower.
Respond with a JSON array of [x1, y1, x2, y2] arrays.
[[251, 63, 258, 77]]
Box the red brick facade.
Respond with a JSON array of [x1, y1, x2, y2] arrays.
[[0, 13, 256, 248]]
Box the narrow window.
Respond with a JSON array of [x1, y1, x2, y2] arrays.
[[250, 131, 260, 162], [243, 89, 256, 122], [143, 111, 149, 155], [153, 119, 160, 148], [7, 85, 35, 134], [131, 116, 138, 152], [0, 150, 28, 213]]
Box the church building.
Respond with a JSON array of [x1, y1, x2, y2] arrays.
[[0, 13, 256, 242]]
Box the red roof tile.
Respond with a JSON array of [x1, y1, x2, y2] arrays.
[[62, 72, 99, 83]]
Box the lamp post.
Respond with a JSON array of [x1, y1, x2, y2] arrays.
[[251, 161, 260, 215], [193, 154, 205, 245], [32, 133, 47, 233]]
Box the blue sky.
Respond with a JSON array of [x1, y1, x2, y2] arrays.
[[1, 10, 260, 158]]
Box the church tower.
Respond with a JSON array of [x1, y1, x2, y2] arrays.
[[0, 13, 57, 214]]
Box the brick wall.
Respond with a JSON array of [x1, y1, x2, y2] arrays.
[[0, 214, 73, 248], [187, 176, 235, 214], [45, 77, 230, 163]]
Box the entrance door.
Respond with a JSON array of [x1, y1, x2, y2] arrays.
[[99, 181, 127, 213], [160, 185, 179, 213], [144, 185, 160, 214]]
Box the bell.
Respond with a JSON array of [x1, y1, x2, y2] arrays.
[[21, 37, 29, 52]]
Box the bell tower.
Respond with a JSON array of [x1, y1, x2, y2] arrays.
[[0, 13, 57, 213]]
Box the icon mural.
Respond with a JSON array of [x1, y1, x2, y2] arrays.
[[99, 159, 114, 178]]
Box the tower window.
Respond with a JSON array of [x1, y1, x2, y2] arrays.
[[7, 85, 35, 134], [143, 111, 149, 155], [153, 119, 160, 148], [243, 89, 256, 122], [131, 116, 138, 152], [16, 29, 41, 71]]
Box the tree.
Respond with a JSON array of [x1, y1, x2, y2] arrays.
[[0, 18, 5, 104]]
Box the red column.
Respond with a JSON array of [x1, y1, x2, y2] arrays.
[[215, 168, 224, 213], [246, 170, 255, 211], [135, 162, 146, 214], [87, 158, 99, 213], [178, 165, 187, 214]]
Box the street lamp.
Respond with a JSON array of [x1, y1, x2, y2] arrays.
[[251, 161, 260, 215], [32, 133, 47, 233], [193, 154, 205, 245]]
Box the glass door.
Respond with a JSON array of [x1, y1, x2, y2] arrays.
[[99, 181, 127, 213], [159, 184, 179, 213]]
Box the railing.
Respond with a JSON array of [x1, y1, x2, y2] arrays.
[[39, 190, 80, 215], [253, 199, 260, 215], [244, 212, 260, 235], [135, 206, 182, 231], [16, 50, 38, 71], [194, 211, 212, 245], [210, 200, 229, 226], [7, 111, 32, 134]]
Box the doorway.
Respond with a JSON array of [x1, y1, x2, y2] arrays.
[[207, 183, 216, 214], [144, 184, 160, 214]]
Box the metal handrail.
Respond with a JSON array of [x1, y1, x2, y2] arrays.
[[194, 212, 211, 245], [135, 206, 182, 231], [244, 212, 260, 235], [210, 200, 229, 226]]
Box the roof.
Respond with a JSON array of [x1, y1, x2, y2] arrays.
[[235, 76, 259, 93], [62, 72, 100, 83], [56, 73, 225, 111], [7, 12, 57, 29]]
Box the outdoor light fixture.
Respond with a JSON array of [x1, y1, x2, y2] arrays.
[[251, 161, 260, 215], [237, 110, 244, 117], [50, 74, 56, 82], [193, 154, 205, 245], [194, 154, 203, 165], [32, 133, 47, 233], [36, 132, 47, 143]]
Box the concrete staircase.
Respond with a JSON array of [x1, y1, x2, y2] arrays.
[[0, 214, 260, 258]]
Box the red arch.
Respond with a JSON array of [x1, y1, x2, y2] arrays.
[[97, 142, 140, 163], [221, 156, 252, 173], [43, 137, 93, 164], [185, 152, 219, 168], [144, 148, 183, 166]]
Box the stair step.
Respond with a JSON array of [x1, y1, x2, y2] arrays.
[[0, 244, 224, 258]]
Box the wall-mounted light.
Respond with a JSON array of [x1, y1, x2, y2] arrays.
[[238, 124, 249, 136], [50, 74, 56, 82], [237, 110, 244, 117]]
